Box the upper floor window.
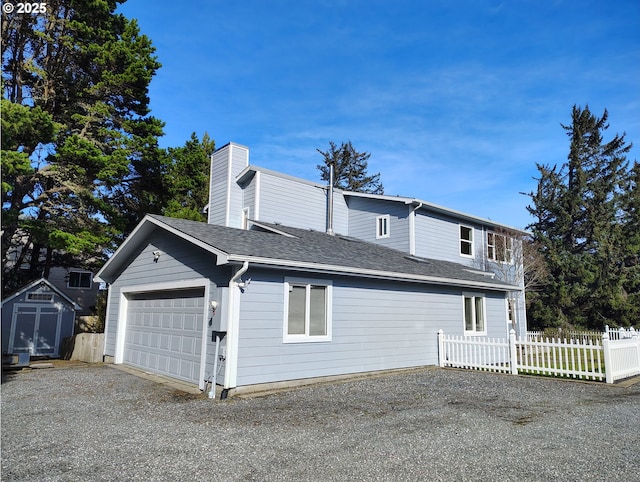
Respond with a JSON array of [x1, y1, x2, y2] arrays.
[[487, 232, 513, 263], [376, 215, 390, 239], [460, 225, 473, 257], [283, 278, 332, 343], [463, 293, 486, 335], [68, 271, 92, 289]]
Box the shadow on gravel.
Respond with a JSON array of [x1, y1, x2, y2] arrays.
[[1, 367, 21, 384]]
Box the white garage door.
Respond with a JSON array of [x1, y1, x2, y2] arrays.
[[124, 289, 205, 385]]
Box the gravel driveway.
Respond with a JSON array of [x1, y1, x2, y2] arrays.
[[2, 362, 639, 481]]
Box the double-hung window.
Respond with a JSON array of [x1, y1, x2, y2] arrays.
[[376, 215, 390, 239], [487, 232, 513, 263], [283, 278, 332, 343], [460, 225, 473, 257], [463, 293, 486, 335]]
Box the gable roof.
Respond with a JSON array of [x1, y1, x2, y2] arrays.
[[233, 164, 526, 234], [96, 215, 518, 292], [1, 278, 80, 309]]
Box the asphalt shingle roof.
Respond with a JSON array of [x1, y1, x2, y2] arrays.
[[148, 215, 515, 291]]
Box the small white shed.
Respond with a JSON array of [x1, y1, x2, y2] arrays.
[[2, 278, 79, 358]]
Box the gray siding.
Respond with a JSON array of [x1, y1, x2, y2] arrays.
[[241, 175, 256, 224], [234, 269, 507, 387], [485, 292, 510, 339], [47, 266, 100, 316], [413, 211, 482, 267], [104, 229, 231, 358], [208, 143, 248, 227], [256, 173, 348, 234], [208, 147, 230, 226], [1, 284, 75, 356], [347, 197, 410, 252], [228, 146, 248, 228]]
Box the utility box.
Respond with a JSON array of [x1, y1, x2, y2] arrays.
[[208, 287, 228, 332]]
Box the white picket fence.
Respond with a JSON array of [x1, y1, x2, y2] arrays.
[[527, 326, 637, 343], [438, 329, 640, 384]]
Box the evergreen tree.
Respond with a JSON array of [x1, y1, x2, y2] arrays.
[[526, 105, 634, 329], [163, 133, 215, 222], [1, 0, 164, 294], [618, 161, 640, 323], [317, 141, 383, 194]]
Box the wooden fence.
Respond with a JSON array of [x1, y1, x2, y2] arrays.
[[438, 329, 640, 383]]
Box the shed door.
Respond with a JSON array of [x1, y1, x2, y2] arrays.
[[9, 305, 62, 356], [124, 289, 205, 385]]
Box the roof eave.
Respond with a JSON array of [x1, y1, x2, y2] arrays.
[[1, 277, 80, 308], [95, 215, 231, 284], [226, 255, 517, 291]]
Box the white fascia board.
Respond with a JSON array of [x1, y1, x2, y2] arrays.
[[236, 164, 344, 193], [405, 198, 529, 235], [225, 255, 519, 292], [1, 277, 78, 308], [249, 220, 296, 237], [95, 215, 230, 283], [95, 215, 155, 283], [345, 192, 528, 235], [141, 216, 230, 265]]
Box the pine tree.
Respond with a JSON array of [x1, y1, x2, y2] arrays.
[[1, 0, 163, 294], [526, 105, 633, 329], [163, 133, 215, 221], [316, 141, 383, 194]]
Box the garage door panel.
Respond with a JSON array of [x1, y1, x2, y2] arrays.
[[124, 289, 204, 385]]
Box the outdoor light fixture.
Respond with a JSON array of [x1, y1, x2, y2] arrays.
[[152, 250, 161, 262]]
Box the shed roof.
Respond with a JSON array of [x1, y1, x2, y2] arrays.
[[1, 278, 80, 309], [97, 215, 518, 292]]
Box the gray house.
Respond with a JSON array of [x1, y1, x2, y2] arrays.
[[2, 278, 78, 358], [97, 214, 517, 394], [209, 142, 529, 337]]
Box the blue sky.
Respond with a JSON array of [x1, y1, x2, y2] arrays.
[[118, 0, 639, 230]]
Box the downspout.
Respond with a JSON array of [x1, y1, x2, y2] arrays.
[[221, 261, 249, 399], [409, 201, 423, 256]]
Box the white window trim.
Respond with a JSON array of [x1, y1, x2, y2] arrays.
[[27, 292, 54, 302], [487, 232, 513, 264], [376, 215, 390, 239], [459, 225, 474, 258], [283, 277, 332, 343], [241, 207, 250, 230], [463, 292, 487, 336], [114, 278, 211, 391]]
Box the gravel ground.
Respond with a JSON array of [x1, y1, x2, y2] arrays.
[[1, 363, 639, 481]]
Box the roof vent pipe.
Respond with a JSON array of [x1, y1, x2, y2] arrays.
[[327, 164, 335, 235]]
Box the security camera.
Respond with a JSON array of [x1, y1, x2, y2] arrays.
[[210, 300, 218, 311], [152, 250, 161, 256], [152, 250, 161, 262]]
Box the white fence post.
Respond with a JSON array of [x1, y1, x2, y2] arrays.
[[634, 332, 640, 375], [509, 329, 518, 375], [602, 333, 613, 384], [437, 329, 445, 368]]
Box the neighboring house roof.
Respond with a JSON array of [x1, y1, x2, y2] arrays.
[[1, 277, 80, 310], [96, 215, 518, 292]]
